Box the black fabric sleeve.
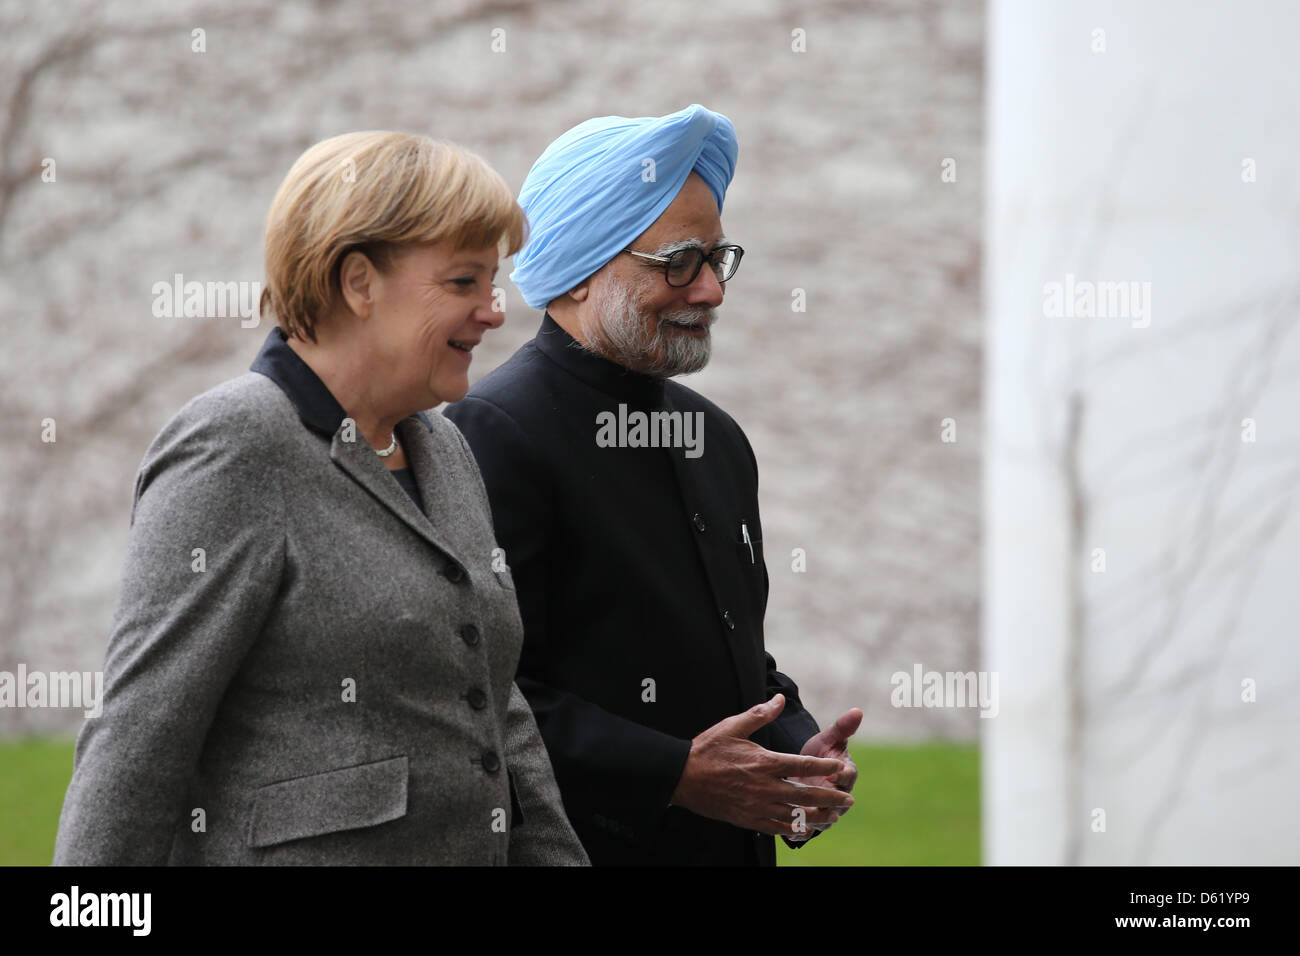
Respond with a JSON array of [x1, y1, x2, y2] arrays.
[[763, 657, 827, 850]]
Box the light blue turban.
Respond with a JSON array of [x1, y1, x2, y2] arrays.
[[510, 104, 738, 309]]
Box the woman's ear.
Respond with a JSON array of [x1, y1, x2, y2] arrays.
[[338, 250, 376, 319]]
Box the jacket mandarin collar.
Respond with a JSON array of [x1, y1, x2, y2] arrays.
[[250, 327, 432, 435], [534, 313, 666, 409]]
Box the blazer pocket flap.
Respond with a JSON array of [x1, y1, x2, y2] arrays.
[[246, 756, 409, 848]]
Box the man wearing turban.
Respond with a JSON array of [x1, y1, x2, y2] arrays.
[[445, 105, 861, 865]]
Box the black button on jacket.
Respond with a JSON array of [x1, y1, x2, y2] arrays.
[[445, 314, 820, 865]]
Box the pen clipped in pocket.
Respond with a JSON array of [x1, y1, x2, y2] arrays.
[[735, 516, 763, 565]]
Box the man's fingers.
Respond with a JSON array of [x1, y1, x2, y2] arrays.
[[800, 707, 864, 758], [829, 707, 863, 744], [713, 693, 786, 739], [829, 759, 859, 790], [749, 802, 845, 838], [760, 815, 830, 839], [772, 752, 843, 780], [774, 781, 854, 809], [799, 807, 841, 828]]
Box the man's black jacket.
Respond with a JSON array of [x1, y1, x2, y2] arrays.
[[444, 314, 820, 865]]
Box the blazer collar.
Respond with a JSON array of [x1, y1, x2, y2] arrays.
[[249, 328, 462, 566], [250, 327, 434, 436], [533, 313, 666, 409]]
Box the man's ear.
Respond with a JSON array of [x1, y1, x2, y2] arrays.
[[338, 250, 376, 319], [566, 280, 590, 303]]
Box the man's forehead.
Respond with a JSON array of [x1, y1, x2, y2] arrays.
[[638, 174, 724, 247]]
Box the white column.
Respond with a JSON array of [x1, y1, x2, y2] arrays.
[[984, 0, 1300, 865]]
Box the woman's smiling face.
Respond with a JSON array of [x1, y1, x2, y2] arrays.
[[362, 241, 503, 408]]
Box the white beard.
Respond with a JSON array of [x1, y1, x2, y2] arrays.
[[579, 278, 716, 377]]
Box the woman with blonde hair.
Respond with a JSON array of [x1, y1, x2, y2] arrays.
[[53, 132, 588, 865]]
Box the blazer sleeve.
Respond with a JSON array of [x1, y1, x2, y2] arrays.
[[446, 396, 692, 842], [53, 394, 285, 865], [501, 683, 590, 866]]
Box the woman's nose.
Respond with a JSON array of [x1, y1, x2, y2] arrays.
[[476, 295, 506, 329]]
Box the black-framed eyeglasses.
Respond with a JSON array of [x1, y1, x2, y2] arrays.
[[624, 243, 744, 288]]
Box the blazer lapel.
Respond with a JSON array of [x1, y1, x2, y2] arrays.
[[330, 419, 465, 566], [397, 415, 488, 571]]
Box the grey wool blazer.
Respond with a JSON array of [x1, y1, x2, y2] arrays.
[[53, 342, 588, 866]]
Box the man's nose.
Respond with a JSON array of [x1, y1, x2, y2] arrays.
[[684, 265, 725, 307]]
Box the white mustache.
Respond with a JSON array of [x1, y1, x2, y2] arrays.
[[659, 307, 717, 329]]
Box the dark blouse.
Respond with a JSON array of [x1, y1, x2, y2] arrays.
[[390, 465, 423, 512]]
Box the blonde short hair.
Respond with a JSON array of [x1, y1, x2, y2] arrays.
[[260, 131, 525, 341]]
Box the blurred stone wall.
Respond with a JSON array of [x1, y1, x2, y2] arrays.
[[0, 0, 983, 738]]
